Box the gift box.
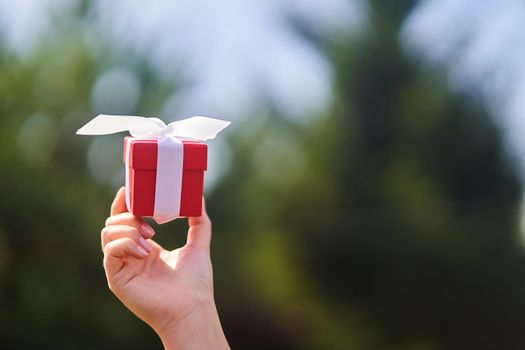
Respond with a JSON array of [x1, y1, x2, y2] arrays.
[[77, 114, 230, 224], [124, 137, 207, 220]]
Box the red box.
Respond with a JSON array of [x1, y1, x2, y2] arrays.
[[123, 137, 207, 218]]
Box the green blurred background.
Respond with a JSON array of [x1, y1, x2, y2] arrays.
[[2, 0, 525, 349]]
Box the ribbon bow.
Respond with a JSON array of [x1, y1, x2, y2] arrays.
[[77, 114, 230, 140]]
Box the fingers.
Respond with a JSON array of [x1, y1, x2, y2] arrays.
[[103, 211, 155, 252], [105, 212, 155, 239], [103, 188, 157, 278], [102, 205, 157, 276], [110, 187, 127, 216], [101, 225, 153, 253], [103, 236, 149, 279], [101, 224, 153, 277], [186, 198, 212, 252], [104, 237, 150, 260]]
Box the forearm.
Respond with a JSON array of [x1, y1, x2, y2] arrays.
[[156, 301, 230, 350]]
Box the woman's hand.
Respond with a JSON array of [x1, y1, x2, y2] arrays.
[[102, 187, 229, 349]]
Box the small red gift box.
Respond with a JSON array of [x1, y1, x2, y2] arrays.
[[123, 137, 207, 222], [77, 114, 230, 224]]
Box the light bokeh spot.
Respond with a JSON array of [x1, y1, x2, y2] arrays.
[[91, 67, 141, 115], [87, 136, 124, 186]]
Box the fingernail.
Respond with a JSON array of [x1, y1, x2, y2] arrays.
[[136, 245, 149, 256], [139, 237, 152, 252], [141, 223, 155, 238]]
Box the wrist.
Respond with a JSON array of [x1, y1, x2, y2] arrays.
[[155, 299, 229, 350]]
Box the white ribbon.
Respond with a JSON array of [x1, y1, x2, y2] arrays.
[[78, 114, 230, 223], [77, 114, 231, 140], [153, 136, 184, 224]]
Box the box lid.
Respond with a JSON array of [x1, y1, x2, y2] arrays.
[[124, 137, 207, 170]]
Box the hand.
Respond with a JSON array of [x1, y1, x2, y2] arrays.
[[101, 187, 229, 349]]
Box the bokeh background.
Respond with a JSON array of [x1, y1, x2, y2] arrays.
[[1, 0, 525, 349]]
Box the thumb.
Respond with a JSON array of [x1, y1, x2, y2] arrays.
[[111, 187, 128, 216], [186, 198, 212, 252]]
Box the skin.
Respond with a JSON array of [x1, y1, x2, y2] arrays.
[[101, 187, 230, 350]]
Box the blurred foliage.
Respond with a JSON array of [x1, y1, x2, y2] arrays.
[[1, 1, 525, 350]]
